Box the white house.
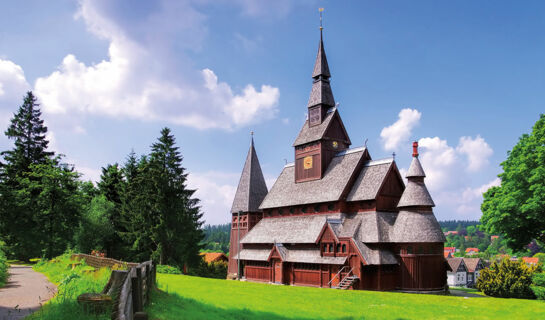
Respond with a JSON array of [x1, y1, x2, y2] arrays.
[[447, 257, 468, 287], [463, 258, 485, 287]]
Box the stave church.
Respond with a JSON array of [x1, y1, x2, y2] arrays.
[[227, 26, 447, 291]]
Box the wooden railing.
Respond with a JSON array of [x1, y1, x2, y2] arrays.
[[328, 266, 353, 287], [111, 260, 156, 320], [72, 254, 156, 320]]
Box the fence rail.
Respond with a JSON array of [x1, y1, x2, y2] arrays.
[[72, 254, 156, 320]]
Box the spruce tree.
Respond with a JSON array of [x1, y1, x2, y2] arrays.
[[1, 91, 54, 180], [124, 128, 203, 267], [97, 163, 125, 258]]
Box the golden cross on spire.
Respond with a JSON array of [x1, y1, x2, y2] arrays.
[[319, 8, 324, 30]]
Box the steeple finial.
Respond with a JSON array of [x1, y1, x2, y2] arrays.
[[319, 7, 324, 30], [312, 8, 331, 79]]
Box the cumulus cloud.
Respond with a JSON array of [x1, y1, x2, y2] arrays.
[[456, 135, 493, 172], [34, 0, 280, 130], [418, 137, 457, 191], [380, 108, 421, 151], [186, 171, 239, 225], [0, 59, 30, 102]]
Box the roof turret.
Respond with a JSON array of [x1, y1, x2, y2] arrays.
[[397, 141, 435, 208], [231, 135, 268, 213]]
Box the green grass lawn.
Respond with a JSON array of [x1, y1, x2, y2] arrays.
[[28, 254, 112, 320], [147, 274, 545, 320]]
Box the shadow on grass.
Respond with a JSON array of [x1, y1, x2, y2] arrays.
[[146, 289, 412, 320]]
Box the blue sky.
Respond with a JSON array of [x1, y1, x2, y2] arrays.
[[1, 1, 544, 224]]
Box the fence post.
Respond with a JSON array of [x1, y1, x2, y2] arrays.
[[136, 266, 143, 312], [152, 263, 156, 287], [145, 263, 151, 305], [131, 271, 140, 315]]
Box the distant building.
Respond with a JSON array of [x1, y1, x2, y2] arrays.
[[444, 251, 453, 259], [444, 231, 459, 236], [465, 248, 479, 255], [447, 258, 468, 287], [522, 257, 539, 266], [444, 247, 456, 254], [490, 235, 499, 241], [201, 252, 228, 264], [463, 258, 484, 287]]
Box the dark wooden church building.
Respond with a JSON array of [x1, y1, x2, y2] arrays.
[[227, 28, 447, 291]]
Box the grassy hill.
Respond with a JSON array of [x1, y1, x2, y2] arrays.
[[147, 274, 545, 320]]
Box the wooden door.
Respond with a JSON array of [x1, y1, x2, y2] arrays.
[[330, 265, 340, 287], [274, 260, 282, 283]]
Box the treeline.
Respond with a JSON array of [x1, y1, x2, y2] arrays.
[[202, 224, 230, 253], [0, 92, 203, 270], [439, 220, 480, 231]]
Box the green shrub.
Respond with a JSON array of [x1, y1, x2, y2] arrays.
[[476, 258, 536, 299], [533, 273, 545, 287], [532, 285, 545, 300], [0, 242, 8, 287], [157, 264, 182, 274], [189, 259, 227, 279]]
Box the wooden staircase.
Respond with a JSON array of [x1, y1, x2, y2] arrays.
[[333, 275, 359, 290]]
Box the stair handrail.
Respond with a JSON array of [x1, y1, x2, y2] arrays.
[[328, 266, 354, 287]]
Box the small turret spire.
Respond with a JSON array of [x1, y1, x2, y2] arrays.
[[397, 141, 434, 208]]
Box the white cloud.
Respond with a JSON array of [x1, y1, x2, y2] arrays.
[[436, 178, 501, 218], [186, 171, 239, 225], [77, 165, 102, 184], [380, 108, 421, 151], [456, 135, 493, 172], [0, 59, 30, 102], [418, 137, 457, 191], [33, 0, 280, 130]]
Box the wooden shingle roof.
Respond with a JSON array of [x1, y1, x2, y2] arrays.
[[346, 159, 397, 202], [259, 148, 365, 209], [231, 138, 268, 214], [391, 211, 445, 243]]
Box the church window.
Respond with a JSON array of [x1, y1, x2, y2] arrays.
[[302, 207, 308, 213], [337, 244, 341, 252], [407, 246, 413, 254], [328, 244, 333, 252], [289, 207, 295, 214], [342, 244, 347, 253], [314, 204, 321, 213], [323, 244, 327, 252], [278, 208, 284, 215], [327, 203, 335, 211]]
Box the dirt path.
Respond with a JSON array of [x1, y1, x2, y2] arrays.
[[0, 265, 57, 320]]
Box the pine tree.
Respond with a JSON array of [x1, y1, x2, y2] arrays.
[[97, 163, 125, 258], [1, 91, 54, 181], [123, 128, 203, 268]]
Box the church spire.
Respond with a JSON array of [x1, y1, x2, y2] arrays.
[[307, 9, 335, 118], [231, 134, 268, 213], [397, 142, 435, 208]]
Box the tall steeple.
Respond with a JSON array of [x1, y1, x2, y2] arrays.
[[307, 14, 335, 126], [231, 134, 268, 213]]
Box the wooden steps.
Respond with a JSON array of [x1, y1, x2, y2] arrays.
[[333, 276, 359, 290]]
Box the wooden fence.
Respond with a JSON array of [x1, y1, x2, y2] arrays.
[[72, 254, 156, 320], [112, 260, 156, 320]]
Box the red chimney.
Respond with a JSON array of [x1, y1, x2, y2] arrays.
[[412, 141, 419, 157]]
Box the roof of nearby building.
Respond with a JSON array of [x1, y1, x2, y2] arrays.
[[444, 251, 452, 258], [465, 248, 479, 252], [522, 257, 539, 265], [346, 159, 398, 202], [447, 258, 466, 272], [231, 138, 268, 214], [259, 148, 365, 209], [200, 252, 228, 264], [463, 258, 482, 272]]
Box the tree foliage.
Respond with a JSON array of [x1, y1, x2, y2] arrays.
[[481, 114, 545, 250]]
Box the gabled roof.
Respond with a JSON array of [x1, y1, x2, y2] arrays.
[[231, 138, 268, 213], [259, 148, 365, 209], [346, 158, 399, 202], [200, 252, 228, 263], [447, 258, 467, 273], [293, 108, 350, 147], [241, 214, 335, 244], [463, 258, 483, 272]]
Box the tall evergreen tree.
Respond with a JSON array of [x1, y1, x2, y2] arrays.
[[1, 91, 53, 180], [97, 164, 126, 258], [124, 128, 203, 267]]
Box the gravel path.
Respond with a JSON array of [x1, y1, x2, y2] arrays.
[[0, 265, 57, 320]]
